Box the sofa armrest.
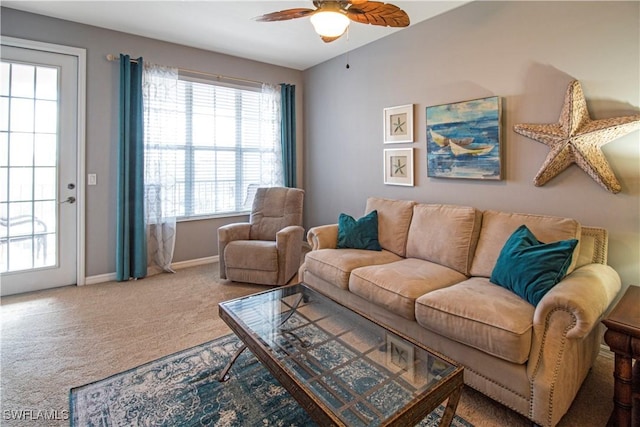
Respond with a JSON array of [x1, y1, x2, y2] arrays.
[[276, 225, 306, 285], [217, 223, 251, 279], [307, 224, 338, 250], [276, 225, 305, 250], [218, 223, 251, 243], [526, 263, 621, 425], [533, 263, 621, 339]]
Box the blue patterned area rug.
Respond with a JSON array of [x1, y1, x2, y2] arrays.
[[70, 334, 473, 426]]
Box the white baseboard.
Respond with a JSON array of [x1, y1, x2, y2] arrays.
[[599, 344, 614, 359], [171, 256, 218, 270], [83, 256, 219, 285], [84, 272, 117, 285]]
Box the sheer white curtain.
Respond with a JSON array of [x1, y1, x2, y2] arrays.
[[260, 83, 284, 188], [143, 62, 179, 274]]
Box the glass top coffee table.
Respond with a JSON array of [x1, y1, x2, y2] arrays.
[[218, 283, 463, 427]]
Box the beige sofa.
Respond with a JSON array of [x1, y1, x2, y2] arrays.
[[299, 197, 621, 427]]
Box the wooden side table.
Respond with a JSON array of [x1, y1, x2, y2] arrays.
[[603, 285, 640, 427]]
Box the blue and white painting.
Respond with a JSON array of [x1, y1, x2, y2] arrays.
[[426, 96, 502, 180]]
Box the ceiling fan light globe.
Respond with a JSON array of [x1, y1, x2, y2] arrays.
[[310, 11, 349, 37]]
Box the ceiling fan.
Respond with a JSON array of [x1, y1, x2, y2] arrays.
[[255, 1, 410, 43]]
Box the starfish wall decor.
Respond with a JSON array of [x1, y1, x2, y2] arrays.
[[513, 80, 640, 193]]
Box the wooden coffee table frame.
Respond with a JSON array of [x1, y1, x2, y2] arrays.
[[219, 283, 463, 427]]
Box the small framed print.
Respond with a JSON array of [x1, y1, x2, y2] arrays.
[[386, 334, 415, 378], [384, 104, 414, 143], [384, 148, 414, 186]]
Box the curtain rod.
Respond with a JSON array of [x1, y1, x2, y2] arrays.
[[105, 54, 265, 86]]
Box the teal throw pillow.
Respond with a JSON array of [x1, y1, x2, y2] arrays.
[[490, 225, 578, 306], [337, 210, 382, 251]]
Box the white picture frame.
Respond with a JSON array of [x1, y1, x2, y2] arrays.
[[384, 148, 414, 186], [384, 104, 414, 143]]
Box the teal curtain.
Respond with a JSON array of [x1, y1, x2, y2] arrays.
[[116, 55, 147, 281], [280, 84, 296, 188]]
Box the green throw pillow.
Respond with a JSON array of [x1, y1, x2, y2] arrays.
[[337, 210, 382, 251], [490, 225, 578, 306]]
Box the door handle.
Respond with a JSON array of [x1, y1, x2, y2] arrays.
[[60, 196, 76, 204]]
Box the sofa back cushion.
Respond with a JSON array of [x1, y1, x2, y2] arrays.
[[365, 197, 415, 257], [470, 210, 582, 278], [405, 204, 482, 275]]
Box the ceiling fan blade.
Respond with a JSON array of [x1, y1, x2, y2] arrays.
[[346, 2, 410, 27], [312, 0, 356, 8], [255, 8, 315, 22], [320, 34, 344, 43]]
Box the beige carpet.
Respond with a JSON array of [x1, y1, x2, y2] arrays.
[[1, 263, 613, 426]]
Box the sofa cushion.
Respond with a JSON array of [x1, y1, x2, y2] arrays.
[[337, 210, 382, 251], [349, 258, 467, 321], [224, 240, 277, 271], [364, 197, 415, 257], [304, 248, 402, 290], [490, 225, 579, 306], [415, 277, 534, 364], [406, 204, 482, 275], [470, 210, 581, 278]]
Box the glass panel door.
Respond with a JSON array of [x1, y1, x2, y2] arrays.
[[0, 39, 81, 296]]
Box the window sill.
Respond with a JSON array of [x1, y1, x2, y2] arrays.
[[176, 212, 250, 223]]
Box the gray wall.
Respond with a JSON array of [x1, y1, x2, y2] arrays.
[[3, 2, 639, 287], [302, 1, 640, 287], [1, 7, 304, 277]]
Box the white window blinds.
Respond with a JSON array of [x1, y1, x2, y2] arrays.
[[145, 74, 283, 219]]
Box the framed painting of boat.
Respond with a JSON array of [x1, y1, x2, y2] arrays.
[[384, 104, 414, 143], [426, 96, 502, 180], [384, 148, 414, 186]]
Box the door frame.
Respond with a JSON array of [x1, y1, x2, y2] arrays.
[[1, 36, 87, 286]]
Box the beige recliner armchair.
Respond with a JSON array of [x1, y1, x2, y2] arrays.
[[218, 187, 305, 286]]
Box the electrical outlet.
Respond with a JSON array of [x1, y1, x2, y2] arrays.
[[88, 173, 97, 186]]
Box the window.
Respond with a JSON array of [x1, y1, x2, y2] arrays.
[[144, 72, 283, 220], [1, 61, 58, 272]]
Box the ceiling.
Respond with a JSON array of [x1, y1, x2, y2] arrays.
[[3, 1, 468, 70]]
